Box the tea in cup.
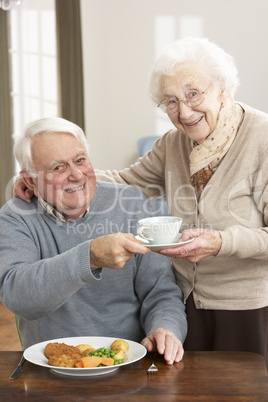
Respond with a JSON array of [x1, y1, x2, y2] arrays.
[[137, 216, 182, 245]]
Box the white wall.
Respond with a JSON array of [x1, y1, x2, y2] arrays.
[[80, 0, 268, 170]]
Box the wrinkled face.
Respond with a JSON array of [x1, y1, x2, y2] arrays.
[[161, 62, 227, 144], [29, 132, 96, 220]]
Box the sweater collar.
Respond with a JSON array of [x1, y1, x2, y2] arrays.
[[38, 197, 89, 222]]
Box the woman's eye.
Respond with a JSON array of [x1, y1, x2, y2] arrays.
[[188, 91, 198, 98], [168, 98, 178, 105]]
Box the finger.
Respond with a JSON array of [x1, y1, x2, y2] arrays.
[[153, 332, 166, 355], [25, 189, 34, 202], [163, 337, 184, 365], [120, 235, 151, 255], [124, 233, 151, 248], [160, 245, 190, 256], [141, 336, 154, 352], [174, 343, 184, 363], [124, 233, 138, 241], [161, 334, 176, 363], [177, 249, 188, 257], [164, 339, 178, 364]]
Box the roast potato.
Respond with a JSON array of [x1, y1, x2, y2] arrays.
[[76, 344, 95, 354], [110, 339, 129, 353], [114, 349, 124, 360]]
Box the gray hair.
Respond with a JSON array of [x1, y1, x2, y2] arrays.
[[149, 37, 240, 105], [14, 117, 89, 177]]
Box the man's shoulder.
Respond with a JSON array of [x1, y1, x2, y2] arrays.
[[0, 197, 39, 220], [96, 180, 145, 197], [94, 181, 150, 217]]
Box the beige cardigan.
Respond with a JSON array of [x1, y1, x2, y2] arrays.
[[95, 103, 268, 310]]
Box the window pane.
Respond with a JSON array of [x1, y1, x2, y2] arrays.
[[41, 11, 56, 55], [42, 56, 57, 102], [23, 54, 39, 97], [25, 97, 41, 122], [9, 0, 58, 176], [22, 10, 39, 52], [43, 102, 58, 117]]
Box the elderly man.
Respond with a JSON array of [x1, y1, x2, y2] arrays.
[[0, 117, 187, 364]]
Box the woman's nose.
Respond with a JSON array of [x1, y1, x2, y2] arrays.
[[178, 101, 195, 118]]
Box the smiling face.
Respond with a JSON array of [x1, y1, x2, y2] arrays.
[[24, 132, 96, 220], [161, 62, 227, 144]]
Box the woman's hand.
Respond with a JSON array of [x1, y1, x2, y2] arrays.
[[160, 228, 222, 263]]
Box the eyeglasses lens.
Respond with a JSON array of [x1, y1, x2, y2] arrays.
[[159, 90, 205, 114]]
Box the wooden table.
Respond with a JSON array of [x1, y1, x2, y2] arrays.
[[1, 351, 268, 401]]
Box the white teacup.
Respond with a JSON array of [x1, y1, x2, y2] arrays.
[[137, 216, 182, 245]]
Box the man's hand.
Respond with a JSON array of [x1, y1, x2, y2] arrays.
[[13, 175, 34, 203], [160, 228, 222, 263], [90, 233, 150, 269], [141, 328, 184, 365]]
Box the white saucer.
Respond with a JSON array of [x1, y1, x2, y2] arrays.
[[141, 237, 194, 251]]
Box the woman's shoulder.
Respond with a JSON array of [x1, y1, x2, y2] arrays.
[[239, 102, 268, 125], [154, 128, 191, 151], [238, 103, 268, 156], [158, 127, 186, 140]]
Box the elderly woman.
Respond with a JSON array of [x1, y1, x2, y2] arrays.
[[14, 37, 268, 365]]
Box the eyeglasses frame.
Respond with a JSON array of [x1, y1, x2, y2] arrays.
[[157, 86, 210, 114]]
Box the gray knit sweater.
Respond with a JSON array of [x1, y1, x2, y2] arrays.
[[0, 181, 187, 349]]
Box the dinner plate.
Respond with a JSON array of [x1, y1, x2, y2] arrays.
[[142, 236, 194, 251], [24, 336, 147, 376]]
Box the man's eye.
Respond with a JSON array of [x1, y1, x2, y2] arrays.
[[53, 165, 65, 172], [76, 157, 86, 164]]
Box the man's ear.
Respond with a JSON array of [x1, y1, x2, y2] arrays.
[[20, 171, 37, 193]]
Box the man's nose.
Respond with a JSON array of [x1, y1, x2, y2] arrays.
[[68, 165, 83, 179]]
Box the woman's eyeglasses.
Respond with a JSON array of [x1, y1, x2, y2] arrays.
[[158, 87, 210, 114]]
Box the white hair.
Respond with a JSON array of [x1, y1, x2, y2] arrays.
[[13, 117, 89, 177], [149, 37, 240, 105]]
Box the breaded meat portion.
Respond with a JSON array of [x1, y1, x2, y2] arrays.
[[44, 342, 83, 368], [44, 342, 81, 359], [48, 353, 82, 368]]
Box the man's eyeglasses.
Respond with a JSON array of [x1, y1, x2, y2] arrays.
[[158, 87, 210, 114]]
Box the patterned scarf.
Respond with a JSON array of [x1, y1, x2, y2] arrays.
[[189, 100, 244, 200]]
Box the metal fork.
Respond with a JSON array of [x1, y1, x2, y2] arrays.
[[147, 354, 158, 381]]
